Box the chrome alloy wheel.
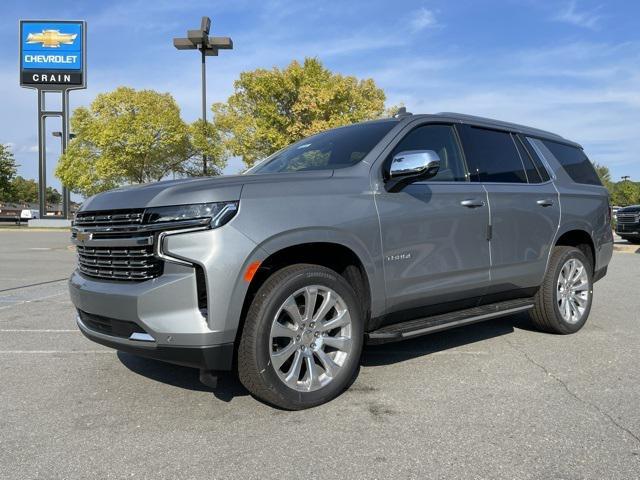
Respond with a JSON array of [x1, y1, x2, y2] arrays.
[[556, 258, 590, 324], [269, 285, 353, 392]]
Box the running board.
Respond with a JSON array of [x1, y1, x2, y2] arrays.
[[366, 298, 535, 344]]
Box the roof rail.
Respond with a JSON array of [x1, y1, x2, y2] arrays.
[[435, 112, 566, 141]]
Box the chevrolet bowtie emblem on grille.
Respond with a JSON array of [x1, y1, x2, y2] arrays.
[[26, 30, 77, 48], [76, 232, 93, 243]]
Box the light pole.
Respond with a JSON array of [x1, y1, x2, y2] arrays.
[[173, 16, 233, 176]]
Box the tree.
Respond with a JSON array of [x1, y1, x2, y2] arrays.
[[212, 58, 389, 167], [183, 119, 227, 177], [611, 180, 640, 206], [55, 87, 192, 197], [593, 162, 613, 191], [46, 186, 62, 205], [11, 176, 37, 203], [0, 144, 17, 201]]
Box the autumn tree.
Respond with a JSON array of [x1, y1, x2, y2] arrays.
[[212, 58, 389, 167], [56, 87, 193, 197], [184, 119, 228, 177]]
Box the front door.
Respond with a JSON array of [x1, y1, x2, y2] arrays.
[[374, 124, 491, 318]]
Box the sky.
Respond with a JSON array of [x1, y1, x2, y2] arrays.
[[1, 0, 639, 198]]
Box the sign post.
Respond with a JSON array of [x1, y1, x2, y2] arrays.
[[19, 20, 86, 219]]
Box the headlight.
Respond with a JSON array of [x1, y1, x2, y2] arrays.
[[144, 202, 238, 228]]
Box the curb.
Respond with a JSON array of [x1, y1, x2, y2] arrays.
[[613, 244, 640, 254]]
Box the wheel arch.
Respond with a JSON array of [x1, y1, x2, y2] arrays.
[[554, 227, 596, 271], [233, 229, 381, 354]]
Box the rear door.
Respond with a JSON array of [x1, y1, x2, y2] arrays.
[[458, 125, 560, 295], [374, 123, 491, 317]]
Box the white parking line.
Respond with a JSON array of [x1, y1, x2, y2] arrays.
[[0, 329, 78, 332], [366, 350, 489, 356], [0, 291, 67, 310], [0, 350, 113, 354]]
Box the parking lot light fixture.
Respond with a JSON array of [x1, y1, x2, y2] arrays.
[[173, 16, 233, 176], [52, 131, 76, 139]]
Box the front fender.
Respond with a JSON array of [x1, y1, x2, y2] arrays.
[[252, 227, 385, 318]]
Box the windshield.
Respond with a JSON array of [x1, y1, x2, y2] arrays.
[[247, 121, 397, 174]]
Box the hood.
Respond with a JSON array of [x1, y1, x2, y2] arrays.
[[618, 205, 640, 213], [79, 170, 333, 212]]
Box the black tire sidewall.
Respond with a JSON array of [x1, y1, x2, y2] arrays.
[[549, 248, 593, 334], [252, 266, 363, 409]]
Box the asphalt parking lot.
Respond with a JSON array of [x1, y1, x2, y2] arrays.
[[1, 230, 639, 479]]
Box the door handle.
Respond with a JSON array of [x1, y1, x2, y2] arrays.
[[460, 199, 485, 208], [536, 199, 554, 207]]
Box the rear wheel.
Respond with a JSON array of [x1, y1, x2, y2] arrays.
[[529, 246, 593, 334], [238, 264, 363, 409]]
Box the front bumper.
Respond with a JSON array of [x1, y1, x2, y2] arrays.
[[616, 223, 640, 237], [76, 313, 234, 370], [69, 224, 266, 371]]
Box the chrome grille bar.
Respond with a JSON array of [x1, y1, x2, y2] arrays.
[[617, 213, 638, 224]]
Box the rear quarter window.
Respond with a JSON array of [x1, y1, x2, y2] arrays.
[[540, 140, 602, 186]]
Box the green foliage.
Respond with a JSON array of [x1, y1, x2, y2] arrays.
[[611, 180, 640, 206], [46, 186, 62, 205], [0, 144, 18, 201], [212, 58, 389, 167], [10, 176, 37, 202], [3, 176, 61, 204], [593, 162, 612, 190], [55, 87, 192, 197], [184, 119, 228, 176]]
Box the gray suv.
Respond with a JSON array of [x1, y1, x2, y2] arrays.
[[69, 112, 613, 409]]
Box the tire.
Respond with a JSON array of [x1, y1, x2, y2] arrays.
[[238, 264, 364, 410], [529, 246, 593, 334]]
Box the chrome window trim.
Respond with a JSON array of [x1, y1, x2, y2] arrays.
[[526, 137, 557, 181]]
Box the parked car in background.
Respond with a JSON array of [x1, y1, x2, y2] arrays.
[[68, 112, 613, 409], [20, 209, 39, 221], [615, 205, 640, 244], [612, 206, 622, 221]]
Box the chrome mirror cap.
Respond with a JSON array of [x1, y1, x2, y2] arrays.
[[389, 150, 441, 179]]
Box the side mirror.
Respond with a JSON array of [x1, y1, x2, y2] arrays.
[[386, 150, 441, 191]]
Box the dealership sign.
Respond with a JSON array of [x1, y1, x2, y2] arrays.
[[19, 20, 86, 88]]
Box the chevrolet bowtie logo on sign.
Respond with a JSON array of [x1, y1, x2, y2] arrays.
[[26, 30, 78, 48], [19, 20, 86, 88]]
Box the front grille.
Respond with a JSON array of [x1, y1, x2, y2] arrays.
[[617, 213, 639, 224], [76, 244, 162, 281], [78, 310, 147, 339], [74, 209, 144, 229]]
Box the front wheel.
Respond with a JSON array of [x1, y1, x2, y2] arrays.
[[529, 246, 593, 334], [238, 264, 363, 409]]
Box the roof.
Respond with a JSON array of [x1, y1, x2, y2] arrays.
[[405, 112, 580, 147]]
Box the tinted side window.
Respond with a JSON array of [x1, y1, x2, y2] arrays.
[[389, 124, 467, 182], [541, 140, 601, 186], [459, 127, 527, 183], [520, 136, 551, 182], [513, 135, 542, 183]]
